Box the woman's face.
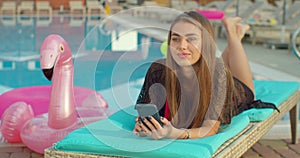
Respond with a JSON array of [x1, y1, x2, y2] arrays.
[[169, 21, 202, 66]]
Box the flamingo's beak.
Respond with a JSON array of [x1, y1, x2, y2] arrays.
[[42, 68, 53, 81], [40, 49, 58, 81]]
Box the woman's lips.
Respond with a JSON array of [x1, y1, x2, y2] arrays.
[[178, 52, 191, 58]]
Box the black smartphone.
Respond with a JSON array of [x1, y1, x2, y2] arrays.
[[135, 103, 164, 128]]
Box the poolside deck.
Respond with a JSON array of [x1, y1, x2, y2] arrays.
[[243, 139, 300, 158]]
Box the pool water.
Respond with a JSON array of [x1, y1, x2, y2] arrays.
[[0, 15, 164, 92]]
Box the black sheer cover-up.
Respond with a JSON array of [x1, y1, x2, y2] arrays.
[[136, 59, 278, 126]]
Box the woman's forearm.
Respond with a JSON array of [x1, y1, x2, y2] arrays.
[[187, 120, 220, 139], [167, 128, 188, 139]]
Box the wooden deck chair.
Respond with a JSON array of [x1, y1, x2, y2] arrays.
[[86, 0, 104, 16], [0, 1, 16, 15], [17, 1, 34, 15], [69, 1, 86, 15], [36, 1, 53, 16]]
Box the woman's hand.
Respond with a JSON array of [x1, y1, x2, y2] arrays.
[[221, 17, 250, 41], [133, 117, 147, 137], [133, 116, 179, 139]]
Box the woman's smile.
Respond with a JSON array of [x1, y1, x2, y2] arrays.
[[178, 52, 191, 58]]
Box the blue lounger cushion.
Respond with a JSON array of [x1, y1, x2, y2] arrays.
[[54, 80, 299, 157], [55, 106, 250, 158], [242, 80, 299, 121]]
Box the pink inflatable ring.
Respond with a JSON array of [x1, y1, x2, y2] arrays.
[[0, 86, 107, 118]]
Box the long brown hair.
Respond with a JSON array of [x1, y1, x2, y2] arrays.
[[165, 11, 217, 128]]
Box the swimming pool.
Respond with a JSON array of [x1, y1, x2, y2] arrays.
[[0, 15, 164, 93]]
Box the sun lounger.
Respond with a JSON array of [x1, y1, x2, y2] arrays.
[[106, 0, 123, 14], [204, 0, 236, 16], [36, 16, 52, 27], [214, 0, 274, 38], [183, 1, 199, 11], [36, 1, 53, 16], [239, 0, 266, 19], [69, 16, 85, 26], [69, 1, 86, 15], [204, 0, 235, 11], [0, 1, 16, 15], [86, 0, 104, 16], [44, 80, 300, 158], [131, 1, 159, 17], [131, 3, 179, 24], [0, 16, 16, 26], [17, 15, 34, 26], [277, 1, 300, 26], [207, 0, 260, 38], [17, 1, 34, 15], [246, 1, 300, 46]]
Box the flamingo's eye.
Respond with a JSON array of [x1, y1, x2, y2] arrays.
[[60, 44, 64, 52]]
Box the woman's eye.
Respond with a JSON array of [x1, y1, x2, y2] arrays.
[[187, 37, 197, 42], [171, 38, 180, 42]]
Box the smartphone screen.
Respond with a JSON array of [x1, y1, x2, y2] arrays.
[[135, 103, 164, 127]]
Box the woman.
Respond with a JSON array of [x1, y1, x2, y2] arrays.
[[133, 11, 255, 140]]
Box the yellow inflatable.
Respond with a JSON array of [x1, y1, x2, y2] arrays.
[[160, 41, 168, 57]]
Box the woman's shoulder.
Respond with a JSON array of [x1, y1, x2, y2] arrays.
[[148, 58, 166, 73], [152, 58, 166, 66]]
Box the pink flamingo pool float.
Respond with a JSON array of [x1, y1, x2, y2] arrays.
[[0, 34, 110, 154]]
